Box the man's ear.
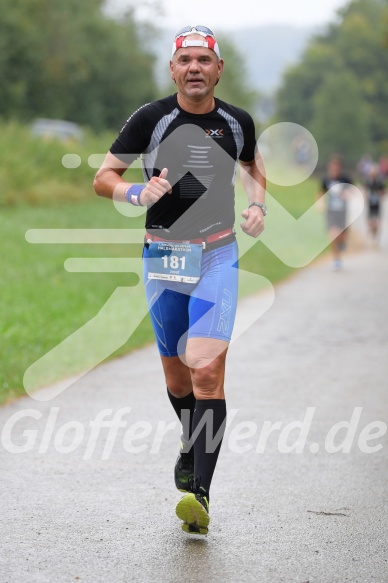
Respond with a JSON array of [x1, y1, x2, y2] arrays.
[[169, 60, 176, 83], [215, 58, 224, 85]]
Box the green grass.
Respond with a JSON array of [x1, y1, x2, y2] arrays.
[[1, 122, 102, 205], [0, 120, 328, 404], [1, 200, 147, 404]]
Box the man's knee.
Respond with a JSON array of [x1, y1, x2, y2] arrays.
[[185, 339, 228, 398], [162, 356, 193, 397], [189, 359, 225, 400], [190, 361, 219, 389], [167, 381, 193, 398]]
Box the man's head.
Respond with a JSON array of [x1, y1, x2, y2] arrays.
[[327, 155, 343, 179], [170, 26, 224, 103], [368, 164, 380, 179]]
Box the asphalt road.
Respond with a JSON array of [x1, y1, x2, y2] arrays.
[[1, 205, 387, 583]]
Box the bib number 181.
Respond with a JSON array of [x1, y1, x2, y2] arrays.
[[162, 255, 186, 270], [147, 241, 202, 283]]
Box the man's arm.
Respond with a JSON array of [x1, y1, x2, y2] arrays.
[[93, 151, 172, 206], [93, 152, 131, 202], [239, 151, 266, 238]]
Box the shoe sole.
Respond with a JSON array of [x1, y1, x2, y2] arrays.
[[176, 493, 210, 535], [177, 486, 191, 493], [181, 523, 208, 535]]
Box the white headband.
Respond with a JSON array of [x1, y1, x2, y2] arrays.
[[172, 33, 221, 59]]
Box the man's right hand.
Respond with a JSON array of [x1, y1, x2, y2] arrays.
[[140, 168, 172, 206]]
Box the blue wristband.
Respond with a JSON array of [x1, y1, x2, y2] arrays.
[[125, 184, 145, 206]]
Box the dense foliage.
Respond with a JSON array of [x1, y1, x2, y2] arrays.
[[276, 0, 388, 164], [0, 1, 260, 132], [0, 0, 157, 130]]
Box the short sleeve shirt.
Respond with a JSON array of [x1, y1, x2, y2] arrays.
[[365, 178, 385, 206], [110, 93, 257, 239], [322, 175, 353, 213]]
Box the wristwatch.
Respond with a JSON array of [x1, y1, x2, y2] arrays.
[[249, 202, 268, 216]]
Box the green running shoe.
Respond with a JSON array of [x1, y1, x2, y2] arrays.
[[176, 487, 210, 536], [174, 451, 194, 492], [181, 522, 208, 536]]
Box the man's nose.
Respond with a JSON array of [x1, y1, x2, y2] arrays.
[[188, 59, 200, 72]]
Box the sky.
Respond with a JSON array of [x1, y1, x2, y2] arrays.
[[134, 0, 350, 30]]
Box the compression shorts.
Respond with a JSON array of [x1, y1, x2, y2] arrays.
[[143, 241, 239, 356]]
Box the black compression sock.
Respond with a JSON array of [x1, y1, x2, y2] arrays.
[[191, 399, 227, 500], [167, 388, 196, 454]]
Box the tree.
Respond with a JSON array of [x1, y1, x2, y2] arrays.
[[214, 36, 259, 113], [275, 0, 388, 157], [310, 70, 369, 165], [276, 42, 340, 128], [0, 0, 157, 130]]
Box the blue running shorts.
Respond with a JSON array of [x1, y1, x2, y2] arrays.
[[143, 241, 239, 356]]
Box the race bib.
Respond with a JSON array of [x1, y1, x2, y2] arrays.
[[329, 197, 346, 211], [147, 241, 203, 283], [328, 183, 346, 211]]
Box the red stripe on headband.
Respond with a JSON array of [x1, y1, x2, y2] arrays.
[[206, 36, 216, 51], [172, 34, 219, 58], [175, 37, 184, 50]]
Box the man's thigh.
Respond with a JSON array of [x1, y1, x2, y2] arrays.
[[144, 280, 191, 357], [187, 242, 239, 344]]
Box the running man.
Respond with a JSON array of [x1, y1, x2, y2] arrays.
[[364, 164, 386, 244], [93, 25, 266, 535], [318, 156, 353, 271]]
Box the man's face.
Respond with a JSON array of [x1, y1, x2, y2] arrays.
[[328, 160, 342, 179], [170, 35, 224, 101]]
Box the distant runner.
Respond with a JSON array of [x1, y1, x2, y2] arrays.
[[319, 156, 353, 271], [364, 164, 386, 244]]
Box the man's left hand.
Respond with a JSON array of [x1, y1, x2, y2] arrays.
[[240, 206, 265, 238]]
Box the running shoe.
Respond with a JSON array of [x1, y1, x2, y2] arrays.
[[174, 450, 194, 492], [176, 483, 210, 535]]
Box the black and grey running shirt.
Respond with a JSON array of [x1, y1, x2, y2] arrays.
[[110, 93, 257, 239], [365, 177, 385, 207], [322, 175, 353, 213]]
